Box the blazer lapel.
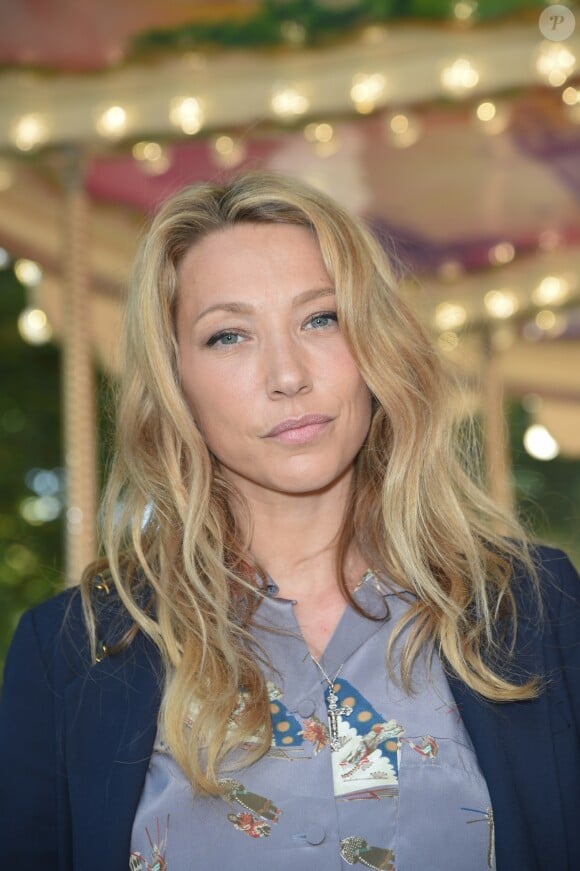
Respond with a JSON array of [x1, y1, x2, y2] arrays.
[[63, 633, 162, 871]]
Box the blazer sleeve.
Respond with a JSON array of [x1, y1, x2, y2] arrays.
[[551, 549, 580, 733], [0, 607, 63, 867]]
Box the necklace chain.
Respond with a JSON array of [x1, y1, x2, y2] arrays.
[[310, 655, 343, 690]]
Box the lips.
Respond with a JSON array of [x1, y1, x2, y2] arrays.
[[265, 414, 333, 437]]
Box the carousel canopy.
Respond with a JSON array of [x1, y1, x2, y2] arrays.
[[0, 0, 579, 453]]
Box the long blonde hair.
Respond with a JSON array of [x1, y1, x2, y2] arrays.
[[81, 171, 539, 794]]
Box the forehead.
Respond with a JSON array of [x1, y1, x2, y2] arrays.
[[177, 222, 330, 299]]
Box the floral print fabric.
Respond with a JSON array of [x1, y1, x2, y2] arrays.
[[131, 573, 495, 870]]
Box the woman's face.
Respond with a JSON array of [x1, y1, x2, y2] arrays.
[[176, 222, 372, 502]]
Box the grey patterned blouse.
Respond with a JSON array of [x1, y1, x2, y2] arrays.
[[130, 572, 495, 870]]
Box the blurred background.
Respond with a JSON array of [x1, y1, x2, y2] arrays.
[[1, 0, 580, 670]]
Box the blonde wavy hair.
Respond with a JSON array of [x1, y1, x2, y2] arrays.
[[81, 171, 539, 795]]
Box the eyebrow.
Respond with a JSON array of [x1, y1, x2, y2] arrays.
[[193, 286, 336, 325]]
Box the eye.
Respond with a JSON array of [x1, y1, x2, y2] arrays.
[[206, 330, 245, 347], [305, 311, 338, 330]]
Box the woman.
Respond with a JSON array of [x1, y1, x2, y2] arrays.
[[1, 172, 578, 871]]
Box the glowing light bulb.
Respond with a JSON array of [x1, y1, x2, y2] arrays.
[[532, 275, 569, 306], [14, 259, 42, 287], [535, 310, 557, 331], [489, 242, 515, 265], [474, 100, 510, 135], [484, 289, 519, 319], [536, 44, 576, 87], [385, 112, 421, 148], [303, 122, 339, 156], [304, 122, 334, 143], [523, 424, 559, 461], [11, 114, 49, 151], [169, 97, 204, 134], [211, 135, 247, 168], [434, 302, 467, 331], [350, 73, 386, 113], [562, 86, 580, 106], [441, 58, 480, 95], [17, 307, 52, 345], [96, 105, 128, 139], [132, 141, 171, 175], [270, 87, 310, 118]]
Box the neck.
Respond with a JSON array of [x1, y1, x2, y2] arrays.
[[240, 475, 362, 599], [230, 474, 368, 658]]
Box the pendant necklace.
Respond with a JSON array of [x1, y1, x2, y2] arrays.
[[310, 656, 353, 751]]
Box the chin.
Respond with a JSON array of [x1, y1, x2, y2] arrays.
[[217, 453, 356, 499], [264, 462, 354, 497]]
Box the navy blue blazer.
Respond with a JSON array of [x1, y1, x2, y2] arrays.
[[0, 546, 579, 870]]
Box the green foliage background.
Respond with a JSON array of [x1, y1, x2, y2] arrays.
[[132, 0, 545, 55], [0, 262, 578, 676], [0, 268, 64, 660]]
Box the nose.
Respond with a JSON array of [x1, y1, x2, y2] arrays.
[[264, 332, 312, 399]]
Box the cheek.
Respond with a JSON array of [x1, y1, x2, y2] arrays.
[[180, 361, 254, 444], [179, 358, 218, 438], [345, 369, 374, 438], [354, 386, 373, 442], [333, 355, 372, 407]]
